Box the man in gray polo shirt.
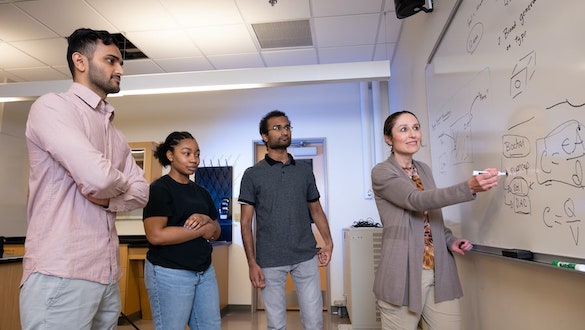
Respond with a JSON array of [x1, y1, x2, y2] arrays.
[[239, 110, 333, 330]]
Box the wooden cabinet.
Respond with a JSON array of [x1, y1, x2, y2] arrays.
[[119, 244, 142, 317], [0, 259, 23, 330], [129, 142, 162, 183], [3, 244, 24, 256]]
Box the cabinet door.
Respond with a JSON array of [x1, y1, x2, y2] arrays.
[[129, 142, 162, 183]]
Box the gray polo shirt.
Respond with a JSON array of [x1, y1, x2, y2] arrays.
[[239, 154, 320, 267]]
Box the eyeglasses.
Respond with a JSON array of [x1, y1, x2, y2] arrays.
[[269, 125, 292, 132]]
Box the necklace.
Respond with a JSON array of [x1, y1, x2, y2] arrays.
[[402, 165, 416, 179]]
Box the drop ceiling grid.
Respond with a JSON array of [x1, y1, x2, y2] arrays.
[[0, 0, 400, 82]]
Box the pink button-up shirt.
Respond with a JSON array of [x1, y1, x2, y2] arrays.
[[22, 83, 149, 285]]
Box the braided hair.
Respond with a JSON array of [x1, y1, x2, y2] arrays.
[[154, 131, 195, 167]]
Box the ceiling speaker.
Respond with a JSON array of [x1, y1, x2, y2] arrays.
[[394, 0, 433, 19]]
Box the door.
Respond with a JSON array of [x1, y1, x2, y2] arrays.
[[253, 139, 329, 311]]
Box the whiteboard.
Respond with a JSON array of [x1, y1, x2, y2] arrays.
[[425, 0, 585, 258]]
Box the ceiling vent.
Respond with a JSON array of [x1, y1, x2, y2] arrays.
[[111, 33, 148, 60], [252, 20, 312, 49]]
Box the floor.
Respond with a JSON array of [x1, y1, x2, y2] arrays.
[[117, 308, 352, 330]]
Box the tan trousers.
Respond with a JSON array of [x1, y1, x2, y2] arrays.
[[377, 269, 462, 330]]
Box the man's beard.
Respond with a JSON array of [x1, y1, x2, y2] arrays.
[[267, 138, 291, 150], [89, 62, 120, 94]]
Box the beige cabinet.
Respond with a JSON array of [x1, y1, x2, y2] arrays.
[[212, 244, 229, 310], [129, 142, 162, 183]]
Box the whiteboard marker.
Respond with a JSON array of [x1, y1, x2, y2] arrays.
[[472, 170, 508, 176], [551, 260, 585, 272]]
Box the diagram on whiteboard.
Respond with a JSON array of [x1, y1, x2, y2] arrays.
[[510, 51, 536, 98], [425, 0, 585, 257], [429, 68, 490, 174], [492, 101, 585, 247], [427, 63, 585, 250]]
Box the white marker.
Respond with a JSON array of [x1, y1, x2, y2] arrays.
[[472, 170, 508, 176]]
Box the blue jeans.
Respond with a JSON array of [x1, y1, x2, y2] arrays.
[[20, 272, 120, 330], [144, 259, 221, 330], [261, 255, 323, 330]]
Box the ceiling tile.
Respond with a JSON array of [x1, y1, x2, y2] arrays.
[[0, 70, 26, 83], [121, 59, 165, 76], [384, 0, 397, 13], [0, 69, 16, 83], [318, 45, 376, 64], [188, 24, 257, 55], [378, 12, 403, 43], [262, 48, 318, 67], [236, 0, 310, 22], [0, 3, 57, 41], [86, 0, 179, 31], [312, 0, 383, 16], [0, 1, 400, 83], [5, 67, 69, 81], [54, 65, 72, 79], [10, 38, 69, 67], [15, 0, 117, 37], [207, 53, 264, 70], [314, 14, 380, 48], [0, 43, 47, 68], [374, 42, 396, 61], [124, 30, 202, 59], [154, 57, 215, 72], [162, 0, 244, 27]]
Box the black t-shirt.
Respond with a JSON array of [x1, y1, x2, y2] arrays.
[[143, 175, 219, 271]]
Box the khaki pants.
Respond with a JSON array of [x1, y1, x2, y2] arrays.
[[377, 269, 462, 330]]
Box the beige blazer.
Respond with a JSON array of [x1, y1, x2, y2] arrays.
[[371, 156, 476, 314]]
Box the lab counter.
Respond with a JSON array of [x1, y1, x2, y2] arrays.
[[0, 254, 23, 330], [1, 236, 230, 326]]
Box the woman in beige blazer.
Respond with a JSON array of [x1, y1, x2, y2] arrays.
[[371, 111, 499, 330]]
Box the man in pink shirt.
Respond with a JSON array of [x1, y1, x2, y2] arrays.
[[19, 28, 149, 330]]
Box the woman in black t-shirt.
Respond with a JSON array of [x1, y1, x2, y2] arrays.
[[143, 131, 221, 330]]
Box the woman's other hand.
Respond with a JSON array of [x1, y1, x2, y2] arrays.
[[452, 239, 473, 256]]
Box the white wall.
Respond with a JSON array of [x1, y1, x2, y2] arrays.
[[111, 82, 383, 306], [0, 79, 384, 309], [0, 101, 30, 237], [390, 0, 585, 329]]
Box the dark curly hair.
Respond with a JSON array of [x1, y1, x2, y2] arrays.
[[154, 131, 195, 167]]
